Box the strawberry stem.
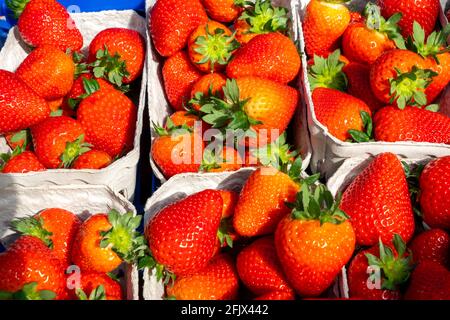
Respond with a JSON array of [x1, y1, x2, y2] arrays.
[[348, 111, 374, 143], [308, 50, 348, 91], [6, 0, 30, 19], [10, 216, 53, 248], [239, 0, 289, 35], [0, 282, 56, 300], [60, 134, 92, 168]]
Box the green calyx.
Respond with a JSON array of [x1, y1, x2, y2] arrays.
[[194, 26, 240, 72], [365, 234, 413, 291], [68, 78, 102, 111], [402, 162, 425, 217], [364, 3, 406, 50], [76, 285, 107, 300], [239, 0, 289, 35], [217, 217, 234, 249], [308, 50, 348, 91], [0, 146, 25, 172], [200, 146, 226, 172], [6, 0, 30, 19], [152, 117, 192, 138], [348, 111, 374, 143], [389, 66, 437, 109], [60, 134, 92, 168], [0, 282, 56, 300], [408, 22, 450, 62], [10, 216, 53, 248]]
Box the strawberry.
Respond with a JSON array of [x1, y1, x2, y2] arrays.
[[275, 183, 356, 297], [201, 0, 242, 23], [190, 73, 227, 111], [0, 70, 49, 135], [8, 0, 83, 52], [16, 45, 75, 101], [145, 190, 223, 278], [226, 32, 301, 84], [347, 235, 413, 300], [47, 98, 63, 112], [77, 87, 137, 158], [237, 236, 292, 295], [72, 150, 113, 170], [168, 111, 202, 129], [342, 3, 405, 65], [216, 190, 239, 250], [188, 21, 239, 73], [149, 0, 208, 57], [219, 190, 239, 219], [163, 51, 202, 111], [166, 254, 239, 300], [419, 156, 450, 229], [0, 236, 66, 300], [200, 146, 243, 173], [312, 87, 372, 142], [254, 290, 296, 300], [4, 130, 31, 151], [234, 0, 289, 45], [340, 153, 415, 246], [1, 150, 45, 174], [303, 0, 351, 57], [373, 106, 450, 143], [377, 0, 440, 38], [73, 273, 123, 300], [409, 229, 450, 267], [71, 210, 145, 273], [404, 261, 450, 300], [11, 208, 81, 266], [31, 116, 90, 169], [88, 28, 146, 85]]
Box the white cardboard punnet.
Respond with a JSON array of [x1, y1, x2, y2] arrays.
[[0, 10, 147, 200], [0, 184, 140, 300]]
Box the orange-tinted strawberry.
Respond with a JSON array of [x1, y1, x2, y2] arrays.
[[73, 273, 123, 300], [254, 290, 296, 300], [219, 190, 239, 219], [145, 190, 223, 277], [410, 229, 450, 267], [419, 156, 450, 230], [47, 98, 64, 112], [404, 261, 450, 300], [72, 150, 113, 170], [190, 73, 227, 111], [188, 21, 239, 73], [0, 70, 50, 135], [275, 183, 356, 297], [1, 150, 46, 174], [149, 0, 208, 57], [163, 51, 202, 111], [226, 32, 301, 84], [373, 106, 450, 143], [88, 28, 145, 85], [340, 153, 415, 246], [16, 45, 75, 101], [201, 0, 242, 23], [201, 146, 243, 173], [237, 236, 292, 295], [11, 0, 83, 52], [303, 0, 350, 57], [166, 254, 239, 300], [215, 190, 239, 250], [31, 116, 90, 169], [168, 111, 201, 129]]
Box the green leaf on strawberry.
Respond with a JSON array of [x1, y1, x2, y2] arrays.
[[308, 49, 348, 91], [239, 0, 289, 35]]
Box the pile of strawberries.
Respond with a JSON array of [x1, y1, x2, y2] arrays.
[[149, 0, 302, 179], [0, 0, 145, 174], [0, 208, 148, 300], [304, 0, 450, 144]]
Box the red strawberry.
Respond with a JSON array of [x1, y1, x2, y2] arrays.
[[237, 236, 292, 295], [72, 150, 113, 170], [0, 70, 50, 135], [409, 229, 450, 267], [1, 150, 46, 174], [340, 153, 415, 246], [419, 156, 450, 229], [254, 290, 296, 300], [73, 273, 123, 300], [149, 0, 208, 57], [404, 261, 450, 300], [145, 190, 223, 277], [201, 0, 242, 23], [10, 0, 83, 52]]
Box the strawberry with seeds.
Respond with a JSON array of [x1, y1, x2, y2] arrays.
[[72, 150, 113, 170], [73, 273, 123, 300], [1, 149, 45, 174], [190, 73, 227, 111], [410, 229, 450, 267], [404, 261, 450, 300], [201, 0, 242, 23]]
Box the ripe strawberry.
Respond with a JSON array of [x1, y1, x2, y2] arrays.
[[73, 273, 123, 300], [340, 153, 415, 246], [166, 254, 239, 300], [47, 98, 63, 112], [0, 236, 66, 300], [237, 236, 292, 295], [219, 190, 239, 219], [190, 73, 227, 111], [11, 208, 81, 266], [163, 51, 202, 111], [409, 229, 450, 267], [168, 111, 201, 129], [77, 87, 137, 158], [347, 235, 413, 300], [16, 45, 75, 101], [226, 32, 301, 84], [254, 290, 296, 300], [149, 0, 208, 57], [216, 190, 239, 250], [72, 150, 113, 170], [0, 70, 49, 135], [188, 21, 239, 73], [200, 147, 243, 173], [31, 116, 90, 169], [312, 87, 372, 142], [201, 0, 242, 23], [1, 150, 45, 174], [9, 0, 83, 52], [373, 106, 450, 143], [275, 183, 356, 297], [145, 190, 223, 277], [419, 156, 450, 229], [377, 0, 440, 38], [303, 0, 350, 57], [404, 261, 450, 300], [88, 28, 145, 85], [71, 210, 145, 273]]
